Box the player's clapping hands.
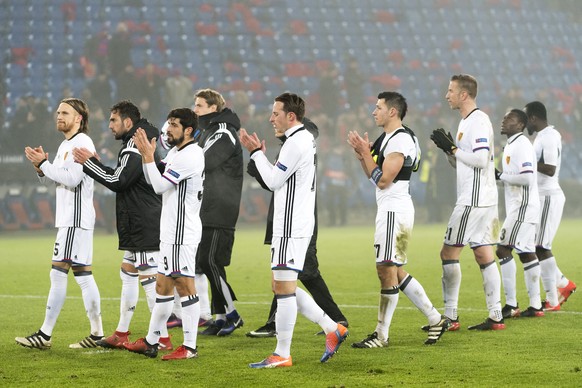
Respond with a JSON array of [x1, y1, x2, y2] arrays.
[[347, 130, 370, 161], [132, 127, 156, 164], [239, 128, 266, 154], [72, 147, 98, 164], [24, 146, 47, 167]]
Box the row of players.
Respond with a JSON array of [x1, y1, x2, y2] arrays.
[[15, 76, 576, 367]]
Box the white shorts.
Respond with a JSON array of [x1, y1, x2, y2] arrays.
[[159, 242, 197, 278], [52, 227, 93, 266], [444, 205, 499, 248], [123, 250, 158, 275], [499, 219, 536, 254], [271, 236, 309, 280], [536, 193, 565, 249], [374, 211, 414, 266]]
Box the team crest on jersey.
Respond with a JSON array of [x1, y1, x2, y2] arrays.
[[167, 169, 180, 178], [458, 132, 463, 141], [506, 156, 511, 164], [276, 161, 287, 171]]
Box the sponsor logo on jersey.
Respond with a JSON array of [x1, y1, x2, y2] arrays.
[[276, 161, 287, 171], [168, 169, 180, 178], [522, 162, 532, 167], [476, 138, 487, 143]]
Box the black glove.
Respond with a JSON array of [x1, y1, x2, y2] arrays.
[[430, 128, 457, 155], [495, 168, 502, 180]]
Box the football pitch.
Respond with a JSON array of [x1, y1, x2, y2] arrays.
[[1, 221, 581, 387]]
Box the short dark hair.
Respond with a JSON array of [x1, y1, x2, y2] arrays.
[[167, 108, 198, 138], [275, 92, 305, 122], [451, 74, 478, 99], [111, 100, 141, 124], [509, 108, 528, 129], [61, 98, 89, 133], [377, 91, 407, 120], [524, 101, 547, 121]]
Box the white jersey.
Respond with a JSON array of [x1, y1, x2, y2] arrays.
[[145, 142, 205, 245], [533, 125, 562, 196], [455, 109, 497, 207], [501, 133, 540, 223], [376, 129, 415, 213], [39, 132, 95, 229], [252, 125, 316, 238]]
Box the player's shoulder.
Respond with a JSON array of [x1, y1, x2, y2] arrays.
[[72, 132, 96, 148], [182, 141, 205, 159]]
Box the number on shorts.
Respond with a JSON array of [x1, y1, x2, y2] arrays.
[[499, 228, 506, 241], [163, 256, 169, 271], [53, 242, 60, 256], [374, 244, 380, 259], [446, 227, 452, 241]]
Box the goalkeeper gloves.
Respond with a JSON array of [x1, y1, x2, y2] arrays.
[[430, 128, 457, 155]]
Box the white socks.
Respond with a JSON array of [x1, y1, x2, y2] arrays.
[[554, 262, 569, 288], [117, 269, 139, 333], [480, 261, 502, 321], [180, 295, 200, 350], [146, 294, 174, 345], [274, 294, 297, 358], [499, 256, 517, 307], [399, 275, 441, 326], [295, 287, 336, 334], [442, 260, 461, 320], [195, 273, 212, 320], [74, 271, 103, 337], [523, 260, 542, 309], [376, 287, 399, 342], [40, 268, 68, 337], [540, 257, 559, 306]]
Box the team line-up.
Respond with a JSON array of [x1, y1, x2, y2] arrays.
[[15, 75, 576, 368]]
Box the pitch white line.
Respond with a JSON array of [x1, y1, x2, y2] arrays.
[[2, 294, 581, 314]]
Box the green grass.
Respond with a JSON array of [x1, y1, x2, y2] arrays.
[[1, 220, 581, 387]]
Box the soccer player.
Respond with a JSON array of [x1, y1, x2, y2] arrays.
[[524, 101, 576, 309], [240, 93, 348, 368], [246, 117, 348, 338], [430, 74, 504, 330], [17, 98, 103, 349], [192, 88, 244, 336], [72, 100, 171, 350], [495, 109, 544, 318], [347, 92, 449, 348], [123, 108, 204, 360]]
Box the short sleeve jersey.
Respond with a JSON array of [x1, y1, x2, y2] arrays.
[[40, 132, 96, 229], [159, 142, 205, 245], [251, 126, 316, 238], [455, 109, 497, 207], [533, 125, 562, 196], [376, 129, 415, 213], [502, 133, 540, 223]]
